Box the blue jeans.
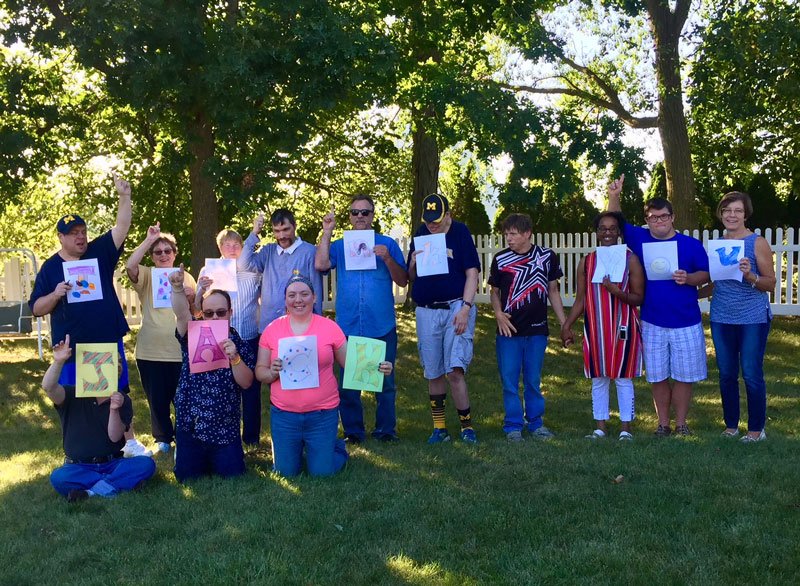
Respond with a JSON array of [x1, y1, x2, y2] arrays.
[[496, 335, 548, 434], [174, 429, 246, 482], [50, 456, 155, 497], [338, 329, 398, 441], [711, 321, 770, 432], [241, 337, 263, 445], [270, 405, 348, 477]]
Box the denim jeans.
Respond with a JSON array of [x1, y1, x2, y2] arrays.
[[270, 405, 348, 477], [50, 456, 155, 497], [241, 337, 263, 445], [338, 328, 398, 441], [496, 334, 548, 433], [711, 321, 770, 432], [174, 429, 246, 483]]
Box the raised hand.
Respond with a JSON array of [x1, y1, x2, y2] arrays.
[[146, 222, 161, 242], [168, 263, 185, 287], [52, 334, 72, 362], [322, 204, 336, 232], [607, 173, 625, 199], [253, 214, 265, 235], [113, 172, 131, 198]]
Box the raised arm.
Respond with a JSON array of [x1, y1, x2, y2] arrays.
[[126, 223, 161, 283], [111, 173, 133, 249], [607, 173, 625, 213], [315, 206, 335, 271], [42, 335, 70, 406], [170, 264, 191, 336], [238, 215, 266, 271]]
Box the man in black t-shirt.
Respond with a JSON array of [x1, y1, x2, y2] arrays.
[[44, 334, 155, 502], [488, 214, 567, 442]]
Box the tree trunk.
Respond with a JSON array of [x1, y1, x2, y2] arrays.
[[187, 110, 218, 274], [410, 113, 440, 234], [648, 0, 697, 230]]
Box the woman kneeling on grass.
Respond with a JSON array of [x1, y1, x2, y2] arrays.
[[561, 211, 644, 440], [256, 272, 392, 477], [169, 265, 256, 482]]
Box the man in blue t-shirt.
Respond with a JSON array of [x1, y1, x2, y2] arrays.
[[315, 195, 408, 443], [607, 174, 710, 437], [29, 174, 152, 457], [407, 194, 481, 444]]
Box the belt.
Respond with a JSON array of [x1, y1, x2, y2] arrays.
[[420, 298, 463, 310], [65, 451, 123, 465]]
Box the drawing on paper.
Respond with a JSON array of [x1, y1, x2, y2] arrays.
[[75, 343, 118, 398], [152, 268, 179, 309], [278, 335, 320, 390], [62, 258, 103, 303], [188, 320, 230, 373], [343, 230, 376, 271], [413, 233, 448, 277], [342, 336, 386, 393]]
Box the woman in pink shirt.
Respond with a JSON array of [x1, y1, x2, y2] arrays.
[[256, 273, 391, 476]]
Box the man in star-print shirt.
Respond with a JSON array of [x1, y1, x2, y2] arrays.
[[488, 213, 567, 442]]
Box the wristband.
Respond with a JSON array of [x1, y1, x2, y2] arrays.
[[230, 354, 242, 366], [463, 300, 474, 308]]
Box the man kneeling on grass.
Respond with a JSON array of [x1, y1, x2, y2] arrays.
[[44, 334, 156, 503]]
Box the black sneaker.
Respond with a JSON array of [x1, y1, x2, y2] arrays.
[[344, 434, 363, 445], [67, 489, 91, 503]]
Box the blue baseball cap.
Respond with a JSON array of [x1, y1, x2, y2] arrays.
[[57, 214, 86, 234], [422, 193, 449, 223]]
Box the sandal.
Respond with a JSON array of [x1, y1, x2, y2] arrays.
[[584, 429, 606, 439], [618, 431, 633, 441]]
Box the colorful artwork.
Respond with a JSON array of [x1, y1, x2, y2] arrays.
[[592, 244, 628, 283], [203, 258, 238, 292], [342, 336, 386, 393], [152, 267, 180, 309], [641, 241, 679, 281], [277, 335, 319, 390], [188, 320, 230, 373], [75, 343, 118, 398], [343, 230, 376, 271], [413, 233, 448, 277], [707, 239, 744, 282], [62, 258, 103, 303]]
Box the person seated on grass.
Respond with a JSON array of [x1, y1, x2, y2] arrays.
[[169, 266, 256, 483], [561, 212, 644, 441], [44, 334, 156, 503], [255, 272, 393, 477]]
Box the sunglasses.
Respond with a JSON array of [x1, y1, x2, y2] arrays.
[[350, 209, 373, 217], [152, 249, 175, 256], [202, 309, 229, 318]]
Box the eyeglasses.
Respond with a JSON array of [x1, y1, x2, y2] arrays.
[[645, 213, 672, 224], [350, 209, 373, 217], [721, 208, 745, 217], [596, 226, 620, 234], [152, 249, 175, 256], [202, 309, 230, 318]]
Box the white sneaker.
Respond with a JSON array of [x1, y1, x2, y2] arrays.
[[156, 442, 171, 453], [123, 439, 153, 458]]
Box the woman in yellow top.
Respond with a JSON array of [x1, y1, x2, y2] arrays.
[[126, 223, 197, 454]]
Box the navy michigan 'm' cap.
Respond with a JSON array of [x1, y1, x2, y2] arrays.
[[57, 214, 86, 234], [422, 193, 449, 223]]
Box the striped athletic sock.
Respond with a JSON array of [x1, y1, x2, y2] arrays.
[[458, 407, 473, 431], [430, 394, 446, 429]]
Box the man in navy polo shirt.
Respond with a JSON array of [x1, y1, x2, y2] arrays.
[[407, 194, 481, 444], [607, 174, 710, 436], [30, 174, 152, 457], [315, 195, 408, 443]]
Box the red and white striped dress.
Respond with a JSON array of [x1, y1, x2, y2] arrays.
[[582, 250, 642, 379]]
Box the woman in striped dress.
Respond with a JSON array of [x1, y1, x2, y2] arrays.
[[562, 212, 644, 440]]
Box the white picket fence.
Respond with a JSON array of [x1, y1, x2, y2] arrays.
[[2, 227, 799, 345]]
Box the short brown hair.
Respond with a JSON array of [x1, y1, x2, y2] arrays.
[[149, 233, 178, 255], [717, 191, 753, 220], [501, 213, 533, 234], [216, 229, 243, 249]]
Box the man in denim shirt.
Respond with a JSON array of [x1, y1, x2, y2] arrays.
[[315, 195, 408, 443]]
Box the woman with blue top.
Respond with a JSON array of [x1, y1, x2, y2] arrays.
[[702, 192, 775, 442]]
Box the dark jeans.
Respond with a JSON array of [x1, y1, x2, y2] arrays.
[[174, 429, 245, 483], [241, 337, 263, 445], [711, 321, 770, 432], [338, 328, 398, 441], [136, 359, 181, 444]]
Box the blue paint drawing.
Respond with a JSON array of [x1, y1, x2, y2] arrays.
[[715, 246, 741, 266]]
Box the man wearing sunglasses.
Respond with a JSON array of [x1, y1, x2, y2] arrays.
[[239, 208, 323, 332], [315, 195, 408, 443], [30, 174, 154, 457], [607, 174, 709, 437]]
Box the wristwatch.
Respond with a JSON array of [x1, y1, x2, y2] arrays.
[[463, 300, 474, 308]]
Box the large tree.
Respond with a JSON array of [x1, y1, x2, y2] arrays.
[[3, 0, 394, 269]]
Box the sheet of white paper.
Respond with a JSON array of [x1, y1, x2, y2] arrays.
[[343, 230, 376, 271], [413, 233, 448, 277], [62, 258, 104, 303], [642, 241, 679, 281], [203, 258, 238, 292], [592, 245, 628, 283], [278, 335, 320, 390], [151, 268, 180, 308], [706, 239, 744, 282]]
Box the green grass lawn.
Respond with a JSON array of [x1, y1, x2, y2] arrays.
[[2, 308, 800, 586]]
